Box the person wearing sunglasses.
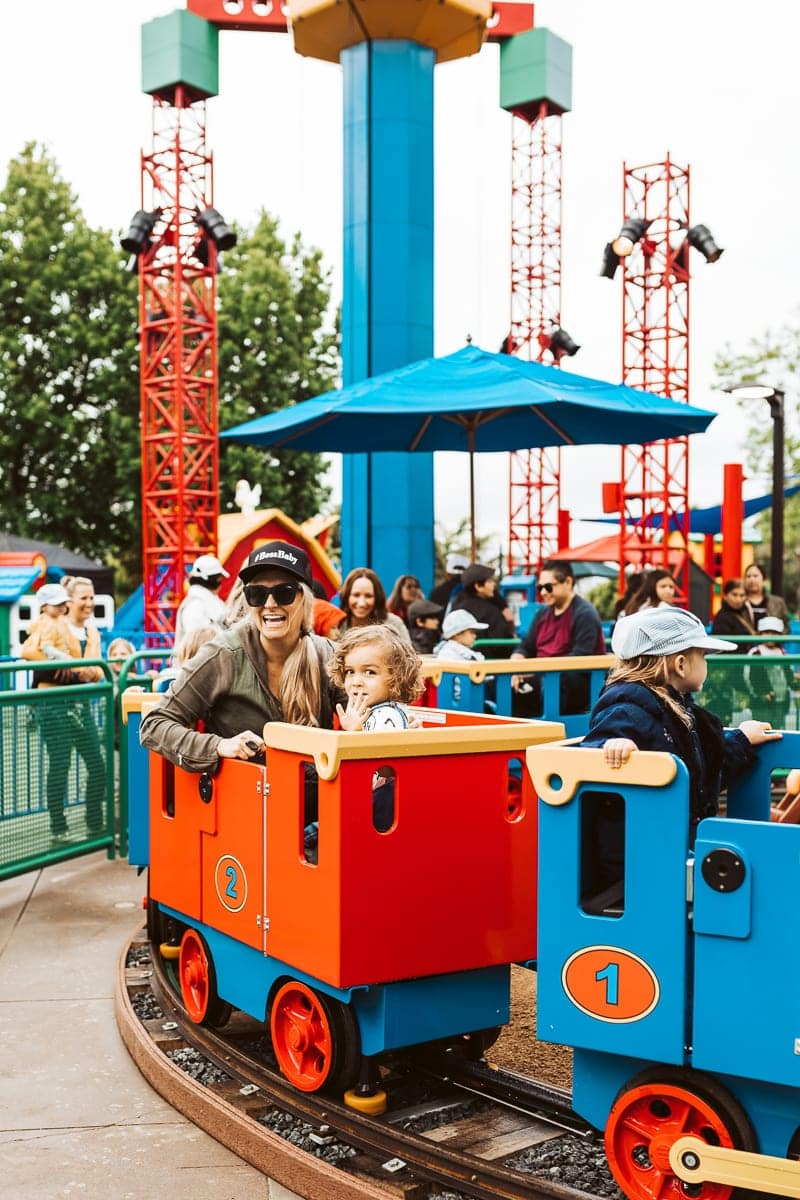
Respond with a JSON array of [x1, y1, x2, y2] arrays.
[[140, 541, 346, 772], [510, 559, 605, 717]]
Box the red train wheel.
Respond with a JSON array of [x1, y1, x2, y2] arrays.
[[178, 929, 231, 1028], [605, 1068, 756, 1200], [270, 981, 359, 1093]]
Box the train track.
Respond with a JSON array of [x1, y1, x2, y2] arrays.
[[115, 926, 617, 1200]]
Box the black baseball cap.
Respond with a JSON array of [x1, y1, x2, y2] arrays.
[[239, 541, 313, 586], [408, 598, 443, 621]]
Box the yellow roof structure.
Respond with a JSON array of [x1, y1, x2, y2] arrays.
[[288, 0, 493, 65]]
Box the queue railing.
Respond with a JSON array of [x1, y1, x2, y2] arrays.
[[422, 654, 616, 738], [698, 636, 800, 729], [0, 659, 116, 880]]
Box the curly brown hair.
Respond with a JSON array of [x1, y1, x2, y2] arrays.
[[327, 625, 425, 704]]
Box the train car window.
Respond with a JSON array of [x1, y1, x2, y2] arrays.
[[580, 790, 625, 917], [163, 759, 175, 819], [301, 762, 319, 865], [507, 757, 524, 821], [373, 766, 396, 833]]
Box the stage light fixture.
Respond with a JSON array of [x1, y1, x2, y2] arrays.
[[195, 207, 237, 251], [120, 208, 161, 256], [687, 223, 724, 263], [548, 327, 580, 359], [600, 242, 620, 279], [611, 217, 650, 257]]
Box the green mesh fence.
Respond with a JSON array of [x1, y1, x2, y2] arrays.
[[699, 644, 800, 730], [0, 661, 116, 880]]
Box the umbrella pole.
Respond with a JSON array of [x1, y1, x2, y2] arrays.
[[469, 437, 477, 562]]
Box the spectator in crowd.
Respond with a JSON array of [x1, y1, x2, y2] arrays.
[[429, 553, 469, 610], [140, 541, 346, 772], [407, 598, 443, 654], [434, 609, 488, 662], [612, 572, 644, 622], [745, 615, 796, 728], [511, 559, 604, 716], [21, 577, 106, 842], [337, 567, 411, 642], [174, 554, 229, 657], [621, 568, 676, 617], [448, 563, 515, 646], [310, 578, 347, 640], [387, 574, 424, 626], [711, 579, 756, 637], [743, 561, 790, 633]]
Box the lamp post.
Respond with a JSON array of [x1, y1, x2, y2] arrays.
[[725, 383, 786, 597]]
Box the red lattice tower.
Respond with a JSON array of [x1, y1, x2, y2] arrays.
[[615, 156, 691, 598], [507, 102, 565, 574], [137, 87, 219, 637]]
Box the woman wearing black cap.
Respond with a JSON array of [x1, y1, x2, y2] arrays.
[[140, 540, 345, 771]]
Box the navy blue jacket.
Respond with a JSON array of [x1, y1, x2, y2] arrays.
[[582, 679, 757, 826]]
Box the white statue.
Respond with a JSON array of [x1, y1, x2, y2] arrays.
[[234, 479, 262, 516]]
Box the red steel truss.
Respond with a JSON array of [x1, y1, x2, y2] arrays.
[[615, 156, 691, 598], [138, 86, 219, 637], [507, 103, 565, 574]]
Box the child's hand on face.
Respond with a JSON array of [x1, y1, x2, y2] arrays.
[[336, 694, 371, 731], [603, 738, 637, 768], [738, 720, 783, 745]]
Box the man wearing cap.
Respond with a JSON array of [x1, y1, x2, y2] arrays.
[[429, 553, 469, 610], [174, 554, 229, 657], [511, 559, 604, 716], [407, 597, 444, 654], [447, 563, 515, 645], [745, 615, 795, 728], [434, 609, 489, 662]]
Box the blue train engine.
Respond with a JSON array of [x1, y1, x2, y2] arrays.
[[527, 736, 800, 1200]]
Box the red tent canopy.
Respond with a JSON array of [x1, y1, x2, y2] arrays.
[[560, 533, 684, 568]]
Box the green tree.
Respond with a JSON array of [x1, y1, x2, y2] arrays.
[[0, 144, 140, 573], [715, 319, 800, 599], [217, 212, 338, 520]]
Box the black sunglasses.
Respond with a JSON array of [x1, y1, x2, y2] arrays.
[[537, 582, 555, 594], [244, 582, 302, 607]]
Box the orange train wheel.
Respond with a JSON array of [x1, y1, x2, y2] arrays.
[[178, 928, 232, 1028], [270, 980, 359, 1094], [605, 1067, 757, 1200]]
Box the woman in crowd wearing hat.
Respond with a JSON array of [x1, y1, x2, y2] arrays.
[[174, 553, 229, 658], [447, 563, 515, 643], [406, 597, 444, 654], [140, 541, 346, 771], [337, 567, 411, 643], [21, 580, 106, 841], [582, 607, 780, 892]]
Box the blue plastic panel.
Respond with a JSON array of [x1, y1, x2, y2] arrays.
[[340, 40, 435, 587], [693, 817, 800, 1089], [536, 758, 691, 1065]]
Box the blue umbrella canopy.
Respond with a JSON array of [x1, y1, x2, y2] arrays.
[[222, 344, 717, 453], [222, 344, 717, 558]]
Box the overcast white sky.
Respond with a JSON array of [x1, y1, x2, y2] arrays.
[[2, 1, 798, 558]]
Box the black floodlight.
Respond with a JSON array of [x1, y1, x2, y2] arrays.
[[548, 327, 581, 359], [195, 207, 237, 251], [600, 242, 620, 279], [612, 217, 651, 257], [121, 208, 161, 256], [687, 223, 724, 263]]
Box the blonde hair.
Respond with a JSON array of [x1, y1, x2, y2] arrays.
[[62, 575, 94, 597], [328, 625, 425, 704], [107, 637, 135, 659], [271, 586, 325, 726], [608, 654, 692, 727], [175, 625, 217, 666]]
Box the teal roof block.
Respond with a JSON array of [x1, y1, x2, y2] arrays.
[[500, 28, 572, 118], [141, 9, 219, 100]]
